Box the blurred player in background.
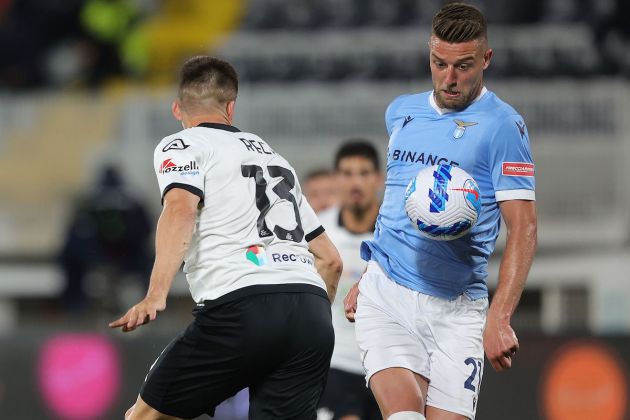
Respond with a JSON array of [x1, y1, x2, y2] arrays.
[[304, 168, 339, 213], [110, 56, 342, 420], [317, 141, 382, 420], [344, 4, 537, 420]]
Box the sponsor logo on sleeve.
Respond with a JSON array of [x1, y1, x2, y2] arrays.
[[162, 139, 190, 152], [502, 162, 535, 177], [159, 158, 200, 175]]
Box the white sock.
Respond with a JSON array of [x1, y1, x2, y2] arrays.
[[387, 411, 426, 420]]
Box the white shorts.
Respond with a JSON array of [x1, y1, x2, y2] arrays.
[[355, 261, 488, 419]]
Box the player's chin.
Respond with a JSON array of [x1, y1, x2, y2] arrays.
[[440, 96, 465, 109]]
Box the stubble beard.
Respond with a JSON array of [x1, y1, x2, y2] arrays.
[[434, 89, 473, 111]]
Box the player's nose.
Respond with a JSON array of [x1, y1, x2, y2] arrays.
[[444, 66, 457, 85]]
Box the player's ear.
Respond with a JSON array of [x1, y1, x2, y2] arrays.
[[482, 48, 493, 70], [172, 100, 183, 121], [226, 100, 236, 123]]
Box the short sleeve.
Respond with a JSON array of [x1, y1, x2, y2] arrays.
[[153, 135, 207, 204], [489, 115, 536, 202], [385, 94, 410, 136], [298, 193, 324, 242]]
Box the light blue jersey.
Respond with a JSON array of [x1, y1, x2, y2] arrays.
[[361, 88, 535, 299]]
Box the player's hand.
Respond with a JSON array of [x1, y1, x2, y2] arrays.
[[109, 296, 166, 333], [344, 281, 360, 322], [483, 314, 519, 372]]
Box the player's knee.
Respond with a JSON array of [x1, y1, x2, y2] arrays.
[[388, 411, 426, 420]]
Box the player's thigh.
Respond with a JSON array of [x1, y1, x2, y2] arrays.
[[426, 297, 487, 420], [126, 395, 181, 420], [369, 367, 429, 419], [355, 266, 431, 385], [248, 293, 334, 420], [140, 314, 248, 418]]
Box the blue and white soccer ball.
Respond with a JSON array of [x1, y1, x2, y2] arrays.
[[404, 164, 482, 241]]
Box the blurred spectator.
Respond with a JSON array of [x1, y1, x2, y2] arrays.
[[78, 0, 149, 85], [0, 0, 148, 90], [58, 165, 153, 313], [0, 0, 84, 89], [303, 168, 338, 213], [591, 0, 630, 76]]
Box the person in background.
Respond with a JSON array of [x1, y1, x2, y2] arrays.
[[317, 140, 383, 420], [304, 168, 339, 213], [59, 165, 152, 313]]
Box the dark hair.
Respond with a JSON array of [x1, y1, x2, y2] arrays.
[[432, 3, 487, 43], [178, 56, 238, 109], [334, 140, 380, 171]]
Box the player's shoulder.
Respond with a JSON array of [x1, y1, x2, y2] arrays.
[[482, 90, 524, 123], [481, 90, 530, 142], [156, 123, 247, 154], [386, 91, 430, 118]]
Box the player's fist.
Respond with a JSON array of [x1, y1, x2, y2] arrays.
[[344, 281, 360, 322], [109, 296, 166, 333], [483, 314, 519, 372]]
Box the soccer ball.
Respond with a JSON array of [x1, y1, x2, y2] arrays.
[[404, 164, 481, 241]]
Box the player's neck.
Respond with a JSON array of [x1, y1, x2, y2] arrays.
[[183, 114, 232, 129], [340, 203, 379, 234]]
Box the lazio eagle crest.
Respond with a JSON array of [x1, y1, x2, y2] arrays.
[[452, 119, 478, 139]]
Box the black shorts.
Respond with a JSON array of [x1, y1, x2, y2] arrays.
[[318, 368, 381, 420], [140, 284, 334, 420]]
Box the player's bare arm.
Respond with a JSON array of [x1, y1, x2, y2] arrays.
[[343, 280, 360, 322], [308, 232, 343, 303], [109, 188, 200, 332], [344, 266, 368, 322], [484, 199, 537, 371]]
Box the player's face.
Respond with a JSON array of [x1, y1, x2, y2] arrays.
[[429, 36, 492, 110], [304, 175, 338, 213], [336, 157, 382, 212]]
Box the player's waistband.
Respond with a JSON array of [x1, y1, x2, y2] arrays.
[[194, 283, 328, 312]]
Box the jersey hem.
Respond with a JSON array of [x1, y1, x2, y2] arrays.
[[196, 283, 328, 310], [305, 225, 325, 242], [161, 183, 204, 204], [495, 189, 535, 201]]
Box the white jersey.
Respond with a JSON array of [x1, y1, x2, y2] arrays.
[[153, 123, 326, 303], [318, 206, 373, 375]]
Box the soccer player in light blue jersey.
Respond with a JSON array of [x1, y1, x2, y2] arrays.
[[343, 4, 537, 420]]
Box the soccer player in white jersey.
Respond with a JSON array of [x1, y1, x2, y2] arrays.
[[109, 56, 342, 420], [317, 141, 383, 420], [344, 4, 537, 420]]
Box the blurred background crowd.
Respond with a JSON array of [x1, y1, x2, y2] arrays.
[[1, 0, 630, 418]]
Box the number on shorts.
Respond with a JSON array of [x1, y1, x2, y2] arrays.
[[464, 357, 482, 392]]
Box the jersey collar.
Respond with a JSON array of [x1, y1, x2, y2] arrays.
[[429, 86, 488, 115], [196, 122, 241, 132]]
